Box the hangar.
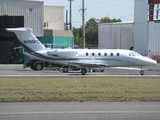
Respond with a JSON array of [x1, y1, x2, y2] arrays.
[[0, 0, 73, 64], [0, 0, 43, 64], [98, 0, 160, 61]]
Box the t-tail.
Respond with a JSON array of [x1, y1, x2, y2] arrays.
[[6, 28, 46, 52]]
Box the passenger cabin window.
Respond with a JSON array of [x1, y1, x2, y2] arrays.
[[104, 53, 107, 56], [111, 53, 113, 56], [98, 53, 101, 56], [86, 53, 89, 56], [117, 53, 119, 56], [92, 53, 95, 56]]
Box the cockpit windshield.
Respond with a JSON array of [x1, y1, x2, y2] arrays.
[[134, 52, 141, 56], [129, 52, 141, 57]]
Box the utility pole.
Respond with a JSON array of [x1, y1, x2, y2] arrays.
[[81, 0, 86, 48], [156, 4, 159, 19], [68, 0, 74, 30]]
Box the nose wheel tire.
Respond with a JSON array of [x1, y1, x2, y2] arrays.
[[140, 70, 144, 75], [81, 69, 87, 75]]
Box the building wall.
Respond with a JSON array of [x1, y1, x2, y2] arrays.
[[98, 21, 160, 58], [0, 0, 44, 36], [53, 36, 73, 48], [44, 5, 64, 30], [148, 21, 160, 60], [134, 0, 148, 55], [43, 29, 73, 48], [98, 22, 134, 50]]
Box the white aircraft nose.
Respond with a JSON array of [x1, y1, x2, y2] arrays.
[[147, 58, 157, 65], [153, 59, 157, 65], [138, 57, 157, 66]]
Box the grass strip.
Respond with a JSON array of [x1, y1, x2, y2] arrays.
[[0, 77, 160, 102]]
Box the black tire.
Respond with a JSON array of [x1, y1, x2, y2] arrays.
[[101, 69, 104, 72], [140, 70, 144, 75], [81, 69, 86, 75], [35, 63, 43, 70], [30, 65, 35, 70]]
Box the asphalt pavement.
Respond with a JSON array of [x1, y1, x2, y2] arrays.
[[0, 64, 160, 77], [0, 102, 160, 120], [0, 64, 160, 120]]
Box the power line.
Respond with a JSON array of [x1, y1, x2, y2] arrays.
[[86, 0, 133, 8], [119, 14, 133, 19]]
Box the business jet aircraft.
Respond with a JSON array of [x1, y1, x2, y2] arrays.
[[6, 28, 157, 75]]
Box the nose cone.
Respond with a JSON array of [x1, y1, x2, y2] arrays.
[[152, 59, 157, 65], [145, 57, 157, 66], [151, 60, 157, 65]]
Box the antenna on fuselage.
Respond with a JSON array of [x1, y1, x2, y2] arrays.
[[129, 47, 134, 50]]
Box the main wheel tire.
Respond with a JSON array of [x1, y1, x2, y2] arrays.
[[35, 63, 43, 70], [81, 69, 86, 75], [101, 69, 104, 72], [30, 64, 36, 70]]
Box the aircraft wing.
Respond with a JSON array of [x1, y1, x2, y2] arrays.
[[68, 62, 108, 67]]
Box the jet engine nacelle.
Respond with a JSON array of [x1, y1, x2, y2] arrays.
[[47, 50, 78, 58]]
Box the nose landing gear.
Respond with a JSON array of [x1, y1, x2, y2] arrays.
[[140, 70, 145, 75]]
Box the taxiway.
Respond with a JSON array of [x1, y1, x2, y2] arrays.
[[0, 64, 160, 77]]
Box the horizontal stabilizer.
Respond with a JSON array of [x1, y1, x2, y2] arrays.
[[6, 28, 30, 32]]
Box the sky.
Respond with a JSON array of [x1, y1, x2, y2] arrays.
[[44, 0, 135, 27]]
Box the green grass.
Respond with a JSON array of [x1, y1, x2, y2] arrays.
[[0, 77, 160, 102]]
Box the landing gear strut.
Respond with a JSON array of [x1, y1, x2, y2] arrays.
[[140, 70, 145, 75]]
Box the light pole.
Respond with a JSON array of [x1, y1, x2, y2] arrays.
[[68, 0, 74, 30]]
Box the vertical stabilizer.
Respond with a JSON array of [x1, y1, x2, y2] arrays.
[[6, 28, 46, 52]]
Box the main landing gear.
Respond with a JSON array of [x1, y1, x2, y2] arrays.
[[30, 61, 44, 70], [81, 68, 87, 75], [81, 68, 104, 75]]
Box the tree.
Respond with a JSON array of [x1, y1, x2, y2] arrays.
[[73, 27, 83, 47], [85, 18, 99, 47], [99, 16, 121, 23], [73, 16, 122, 48]]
